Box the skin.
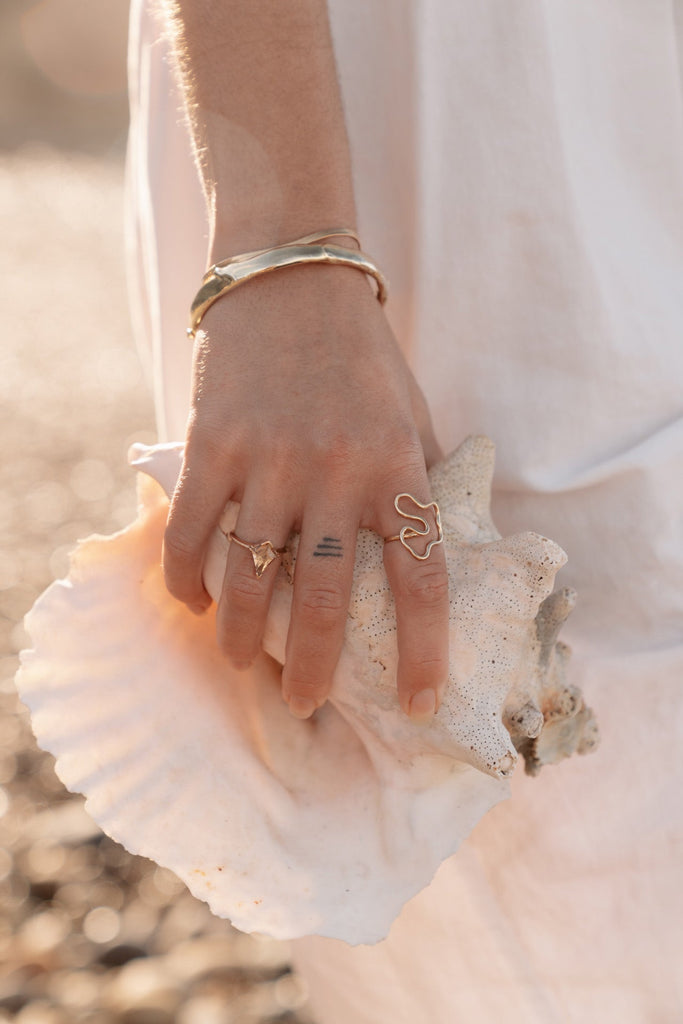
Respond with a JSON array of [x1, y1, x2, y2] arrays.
[[160, 0, 450, 721]]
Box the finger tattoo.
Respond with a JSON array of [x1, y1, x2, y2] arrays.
[[313, 536, 343, 558]]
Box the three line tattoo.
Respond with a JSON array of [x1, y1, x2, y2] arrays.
[[313, 536, 343, 558]]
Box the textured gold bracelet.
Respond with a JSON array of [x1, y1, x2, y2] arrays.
[[187, 228, 388, 338]]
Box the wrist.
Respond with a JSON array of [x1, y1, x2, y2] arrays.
[[190, 229, 381, 338], [202, 118, 358, 261], [208, 202, 359, 265]]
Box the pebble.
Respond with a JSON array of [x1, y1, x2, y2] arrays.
[[0, 150, 314, 1024], [177, 994, 237, 1024], [83, 907, 121, 944]]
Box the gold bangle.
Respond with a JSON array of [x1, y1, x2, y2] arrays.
[[209, 228, 362, 268], [187, 228, 388, 338]]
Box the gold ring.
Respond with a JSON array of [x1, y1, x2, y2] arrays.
[[384, 493, 443, 561], [227, 532, 287, 578]]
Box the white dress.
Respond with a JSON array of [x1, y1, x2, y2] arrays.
[[127, 1, 683, 1019]]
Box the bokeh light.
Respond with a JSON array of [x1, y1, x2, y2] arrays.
[[1, 1, 313, 1019], [82, 907, 121, 944]]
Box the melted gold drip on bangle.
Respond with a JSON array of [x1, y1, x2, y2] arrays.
[[210, 228, 361, 267]]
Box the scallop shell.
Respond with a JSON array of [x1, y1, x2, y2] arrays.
[[16, 435, 598, 944]]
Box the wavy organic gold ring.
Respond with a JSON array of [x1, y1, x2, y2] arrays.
[[384, 493, 443, 561], [227, 532, 287, 578]]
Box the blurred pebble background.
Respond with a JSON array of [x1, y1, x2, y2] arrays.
[[0, 2, 313, 1021]]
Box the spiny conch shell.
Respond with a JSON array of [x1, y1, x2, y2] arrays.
[[16, 435, 598, 945]]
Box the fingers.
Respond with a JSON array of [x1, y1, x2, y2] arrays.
[[166, 432, 449, 726], [406, 367, 444, 468], [420, 425, 444, 471], [216, 479, 296, 670], [217, 480, 359, 720], [282, 500, 359, 718], [163, 432, 243, 612], [379, 481, 450, 723], [171, 459, 450, 726]]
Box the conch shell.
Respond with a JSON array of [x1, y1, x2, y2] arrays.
[[16, 436, 598, 944]]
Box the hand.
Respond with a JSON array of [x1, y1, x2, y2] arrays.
[[163, 262, 449, 721]]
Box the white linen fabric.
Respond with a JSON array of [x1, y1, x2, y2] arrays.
[[127, 0, 683, 1019]]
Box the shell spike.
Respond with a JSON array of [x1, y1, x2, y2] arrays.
[[535, 587, 577, 666]]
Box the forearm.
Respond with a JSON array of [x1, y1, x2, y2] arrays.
[[161, 0, 357, 257], [159, 6, 448, 723]]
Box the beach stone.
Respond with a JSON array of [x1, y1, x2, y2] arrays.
[[177, 994, 237, 1024], [0, 969, 30, 1014], [116, 899, 161, 949], [97, 944, 148, 968], [120, 1011, 176, 1024], [0, 146, 312, 1024], [102, 957, 180, 1014], [46, 968, 102, 1011], [18, 911, 70, 960], [273, 972, 310, 1012], [83, 907, 121, 945], [24, 801, 101, 847], [14, 1002, 68, 1024]]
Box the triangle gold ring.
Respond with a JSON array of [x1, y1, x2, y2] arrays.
[[227, 532, 287, 578]]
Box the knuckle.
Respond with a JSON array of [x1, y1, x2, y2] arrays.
[[406, 653, 447, 674], [163, 526, 197, 564], [162, 531, 201, 600], [228, 567, 267, 606], [382, 417, 421, 451], [314, 414, 376, 461], [391, 423, 423, 453], [402, 566, 449, 607], [389, 442, 427, 477], [298, 582, 347, 620], [310, 431, 359, 479], [267, 433, 299, 467], [263, 439, 305, 488], [375, 444, 427, 493], [187, 418, 240, 465], [285, 675, 330, 701], [324, 431, 359, 464]]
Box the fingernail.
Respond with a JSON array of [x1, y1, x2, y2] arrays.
[[288, 696, 317, 720], [408, 688, 437, 723], [231, 657, 254, 671], [188, 601, 210, 616]]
